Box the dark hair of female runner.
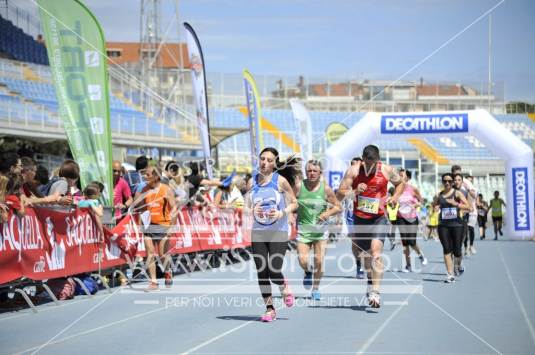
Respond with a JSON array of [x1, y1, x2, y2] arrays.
[[259, 147, 302, 187]]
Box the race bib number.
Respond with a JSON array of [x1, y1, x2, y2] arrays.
[[478, 209, 486, 217], [357, 196, 380, 214], [441, 207, 458, 220], [398, 205, 413, 215], [253, 200, 279, 226]]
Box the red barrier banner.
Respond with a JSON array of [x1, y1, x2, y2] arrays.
[[168, 208, 201, 254], [0, 206, 252, 285], [0, 207, 141, 284]]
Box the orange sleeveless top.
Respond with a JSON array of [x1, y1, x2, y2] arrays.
[[143, 183, 171, 225]]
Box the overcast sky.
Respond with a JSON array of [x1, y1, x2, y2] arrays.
[[17, 0, 535, 101]]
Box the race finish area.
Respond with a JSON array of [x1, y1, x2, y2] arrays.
[[2, 236, 535, 355]]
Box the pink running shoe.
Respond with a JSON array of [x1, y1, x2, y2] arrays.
[[281, 280, 295, 307], [260, 309, 276, 322]]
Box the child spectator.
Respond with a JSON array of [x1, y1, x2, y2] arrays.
[[77, 184, 104, 234], [77, 184, 103, 217], [5, 173, 26, 217]]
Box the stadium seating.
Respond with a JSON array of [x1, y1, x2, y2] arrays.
[[0, 16, 48, 65], [0, 57, 182, 139], [1, 51, 533, 169]]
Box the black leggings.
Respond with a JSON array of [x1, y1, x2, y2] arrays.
[[251, 231, 288, 299], [438, 225, 463, 257], [463, 224, 475, 248], [397, 217, 418, 247]]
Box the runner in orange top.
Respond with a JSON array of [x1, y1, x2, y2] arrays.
[[337, 145, 404, 309], [135, 166, 177, 292]]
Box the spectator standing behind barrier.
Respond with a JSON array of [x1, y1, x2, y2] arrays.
[[20, 157, 39, 197], [185, 162, 223, 201], [0, 153, 22, 218], [35, 165, 50, 190], [20, 157, 60, 205], [76, 183, 104, 234], [230, 176, 245, 209], [0, 152, 22, 176], [5, 173, 26, 217], [234, 175, 247, 195], [161, 161, 179, 185], [125, 156, 149, 198], [0, 152, 21, 197], [112, 160, 133, 223], [168, 166, 190, 208], [47, 160, 81, 206], [214, 182, 233, 210]]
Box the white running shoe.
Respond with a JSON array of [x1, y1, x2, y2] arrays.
[[419, 254, 428, 266], [368, 291, 381, 308], [470, 246, 477, 254], [444, 274, 455, 283]]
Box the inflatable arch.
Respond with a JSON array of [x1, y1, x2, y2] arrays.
[[325, 109, 534, 239]]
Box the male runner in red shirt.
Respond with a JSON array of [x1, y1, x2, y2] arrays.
[[337, 145, 404, 308]]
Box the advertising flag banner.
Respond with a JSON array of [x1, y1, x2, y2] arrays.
[[39, 0, 113, 204]]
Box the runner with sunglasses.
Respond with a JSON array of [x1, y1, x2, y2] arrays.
[[433, 173, 470, 283]]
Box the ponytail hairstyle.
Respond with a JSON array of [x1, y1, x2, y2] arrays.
[[259, 147, 302, 188]]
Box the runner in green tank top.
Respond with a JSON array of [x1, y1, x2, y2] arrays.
[[295, 160, 341, 300], [490, 190, 506, 240]]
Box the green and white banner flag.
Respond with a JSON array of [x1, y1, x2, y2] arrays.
[[39, 0, 113, 205]]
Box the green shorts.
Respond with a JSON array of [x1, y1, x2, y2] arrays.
[[297, 232, 328, 244]]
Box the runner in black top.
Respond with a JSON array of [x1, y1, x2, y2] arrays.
[[433, 173, 470, 283]]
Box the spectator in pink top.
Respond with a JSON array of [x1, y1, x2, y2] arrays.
[[113, 160, 133, 222]]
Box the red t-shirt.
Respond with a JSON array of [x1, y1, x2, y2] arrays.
[[352, 162, 388, 219], [5, 194, 22, 213], [113, 177, 132, 219]]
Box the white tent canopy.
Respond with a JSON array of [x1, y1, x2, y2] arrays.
[[325, 109, 534, 239]]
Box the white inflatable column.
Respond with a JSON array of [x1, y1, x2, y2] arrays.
[[470, 110, 534, 239]]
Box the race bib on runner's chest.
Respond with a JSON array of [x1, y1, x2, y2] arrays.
[[357, 196, 380, 214], [441, 207, 458, 220]]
